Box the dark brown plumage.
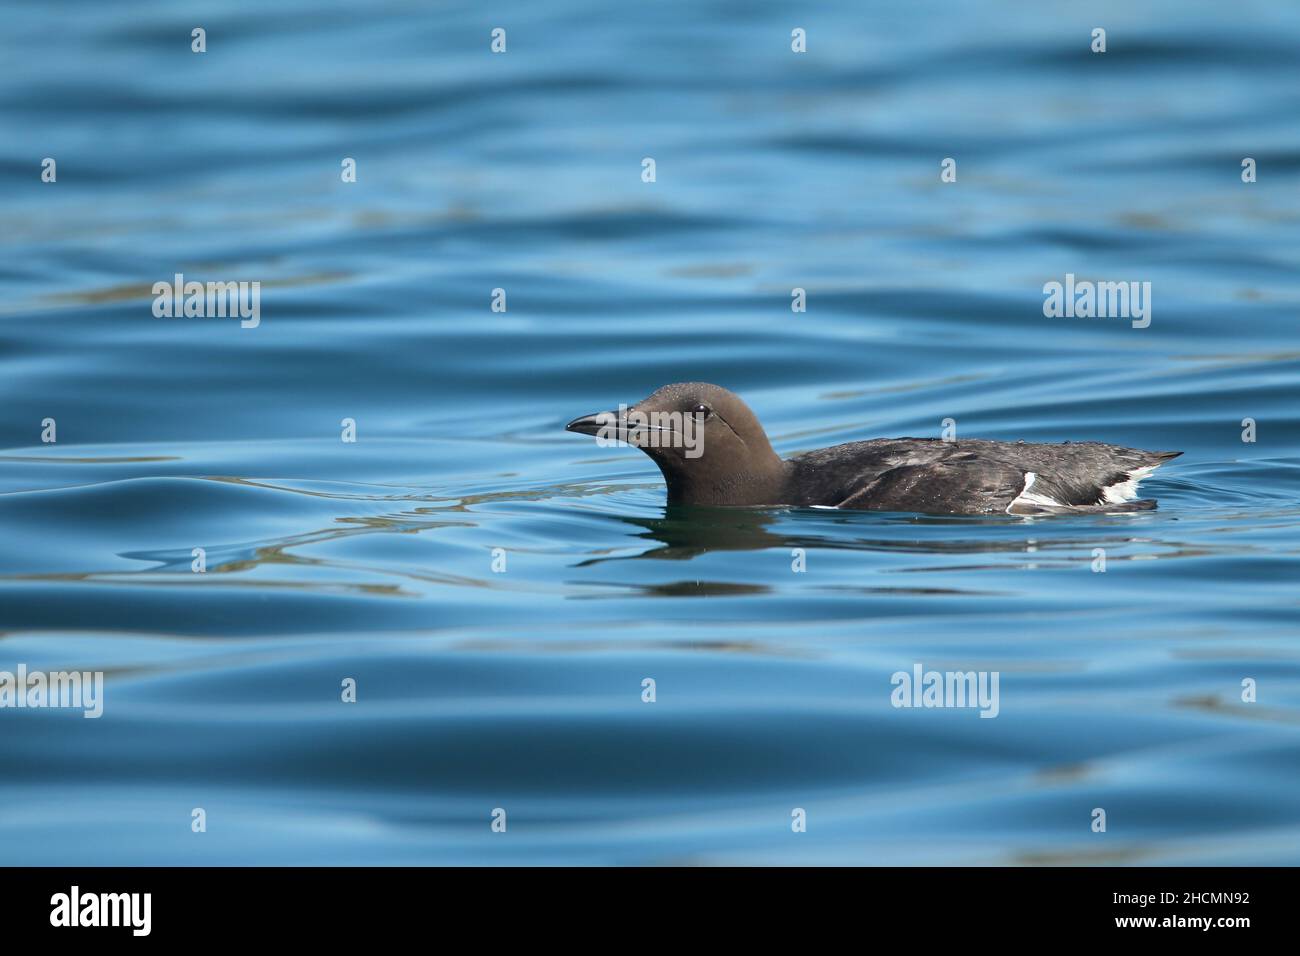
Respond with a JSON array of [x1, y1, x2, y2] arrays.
[[566, 383, 1181, 515]]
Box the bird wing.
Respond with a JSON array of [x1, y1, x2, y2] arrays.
[[795, 440, 1179, 515], [836, 453, 1027, 514]]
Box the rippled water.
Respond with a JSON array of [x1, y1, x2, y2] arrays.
[[2, 0, 1298, 865]]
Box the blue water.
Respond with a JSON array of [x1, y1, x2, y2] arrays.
[[2, 0, 1298, 865]]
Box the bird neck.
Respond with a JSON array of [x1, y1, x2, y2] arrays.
[[660, 454, 790, 507]]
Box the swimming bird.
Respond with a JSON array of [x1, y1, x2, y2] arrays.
[[565, 382, 1180, 515]]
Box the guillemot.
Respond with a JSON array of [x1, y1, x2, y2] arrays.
[[565, 382, 1181, 515]]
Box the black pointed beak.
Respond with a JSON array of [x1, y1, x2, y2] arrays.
[[565, 411, 617, 437]]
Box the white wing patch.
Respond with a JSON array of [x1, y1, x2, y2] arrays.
[[1099, 465, 1157, 504], [1008, 465, 1162, 514], [1006, 471, 1063, 514]]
